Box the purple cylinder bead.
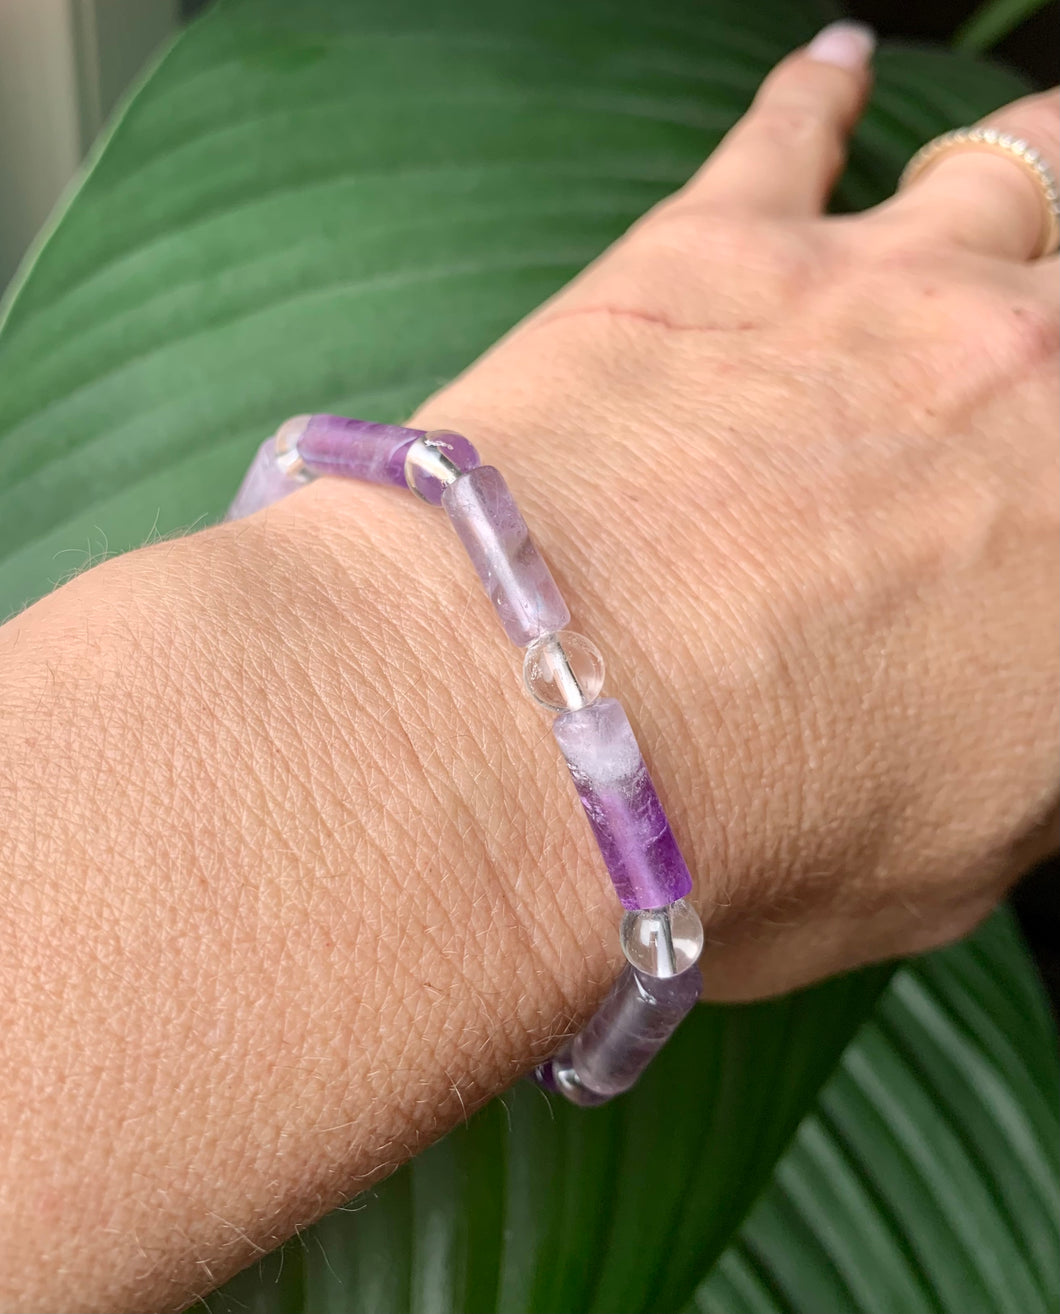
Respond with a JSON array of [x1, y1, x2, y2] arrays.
[[553, 698, 694, 910], [226, 438, 302, 520], [441, 465, 570, 646], [570, 964, 702, 1098], [297, 414, 425, 487]]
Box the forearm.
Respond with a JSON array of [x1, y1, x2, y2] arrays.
[[1, 351, 1053, 1309], [0, 479, 626, 1312]]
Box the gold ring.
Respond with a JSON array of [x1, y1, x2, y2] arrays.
[[899, 126, 1060, 259]]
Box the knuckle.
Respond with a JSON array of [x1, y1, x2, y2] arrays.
[[633, 203, 725, 255], [624, 205, 713, 268], [746, 100, 837, 153], [636, 204, 818, 283], [760, 51, 859, 104]]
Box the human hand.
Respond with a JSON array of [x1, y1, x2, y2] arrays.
[[2, 25, 1057, 1310], [395, 31, 1060, 999]]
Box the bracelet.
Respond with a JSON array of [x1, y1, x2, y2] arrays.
[[228, 416, 704, 1106]]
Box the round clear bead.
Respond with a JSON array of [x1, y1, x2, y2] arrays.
[[273, 414, 310, 478], [404, 429, 480, 504], [522, 630, 605, 712], [620, 899, 703, 978]]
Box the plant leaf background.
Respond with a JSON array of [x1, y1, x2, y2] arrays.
[[0, 2, 1055, 1311]]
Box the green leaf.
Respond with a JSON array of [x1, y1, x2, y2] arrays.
[[695, 909, 1060, 1314], [0, 1, 1029, 620], [207, 967, 891, 1314], [0, 2, 1052, 1312], [953, 0, 1053, 53], [209, 913, 1059, 1314]]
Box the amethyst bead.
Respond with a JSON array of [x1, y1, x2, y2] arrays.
[[570, 964, 702, 1098], [296, 414, 425, 487], [442, 465, 570, 647], [225, 437, 304, 520], [553, 698, 694, 910]]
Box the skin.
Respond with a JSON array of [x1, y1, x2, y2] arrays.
[[0, 28, 1057, 1313]]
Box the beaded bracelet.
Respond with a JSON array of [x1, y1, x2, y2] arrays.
[[228, 416, 704, 1106]]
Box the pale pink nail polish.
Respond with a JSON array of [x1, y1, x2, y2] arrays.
[[806, 20, 876, 70]]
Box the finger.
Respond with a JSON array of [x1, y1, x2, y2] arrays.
[[677, 22, 874, 218], [882, 90, 1060, 260]]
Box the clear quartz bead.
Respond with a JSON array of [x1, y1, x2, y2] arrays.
[[274, 414, 310, 477], [522, 630, 605, 711], [620, 898, 703, 978], [405, 430, 480, 504]]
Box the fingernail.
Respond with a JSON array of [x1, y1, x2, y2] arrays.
[[806, 20, 876, 70]]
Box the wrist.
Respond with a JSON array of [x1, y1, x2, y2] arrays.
[[0, 512, 604, 1310], [268, 472, 624, 1029]]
